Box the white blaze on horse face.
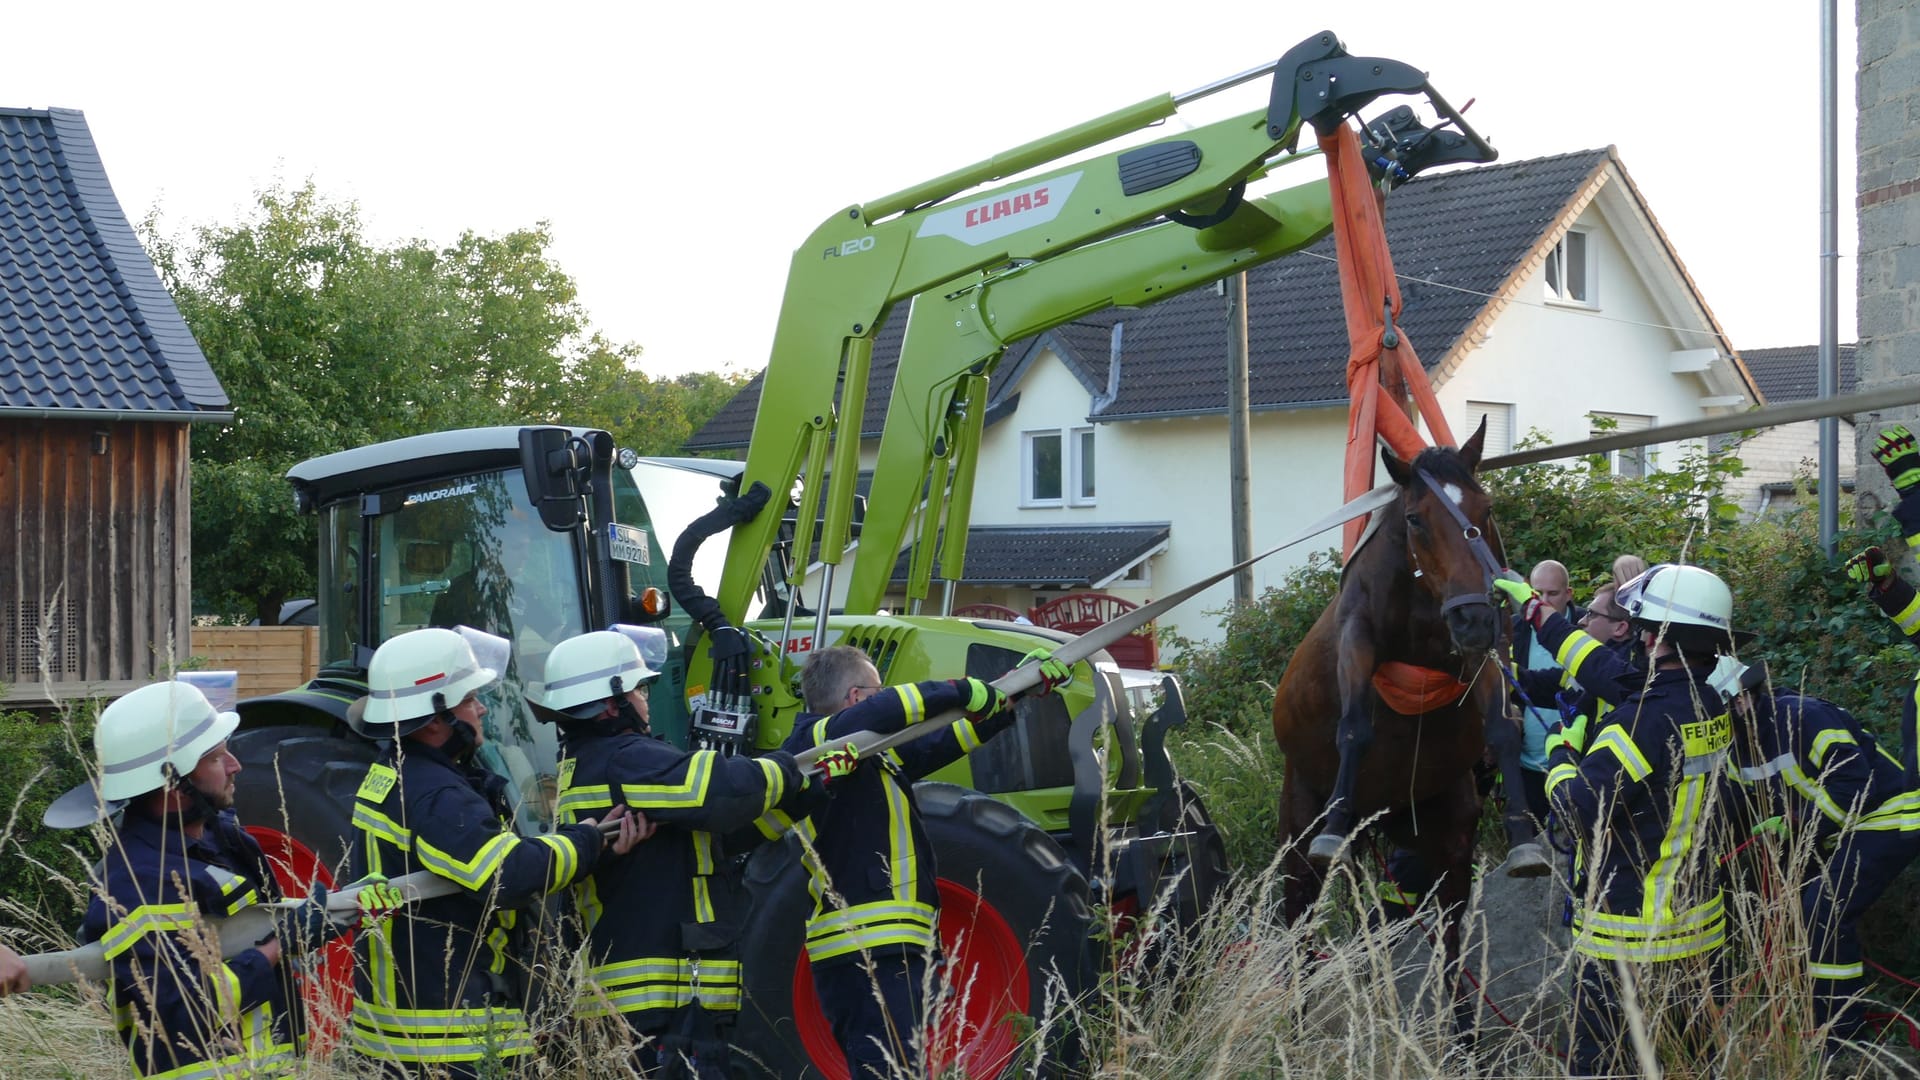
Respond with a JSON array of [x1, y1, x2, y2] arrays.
[[1443, 482, 1464, 506]]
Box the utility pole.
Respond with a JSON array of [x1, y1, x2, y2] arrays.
[[1818, 0, 1840, 555], [1227, 272, 1254, 606]]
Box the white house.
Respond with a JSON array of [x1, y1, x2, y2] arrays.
[[690, 147, 1761, 646]]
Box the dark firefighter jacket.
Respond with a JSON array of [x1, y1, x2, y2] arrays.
[[554, 729, 808, 1029], [1546, 663, 1737, 963], [780, 679, 1018, 967], [1870, 485, 1920, 786], [349, 739, 603, 1069], [1522, 611, 1647, 733], [1730, 689, 1907, 844], [82, 808, 299, 1078]]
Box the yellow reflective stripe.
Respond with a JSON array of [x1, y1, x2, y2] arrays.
[[101, 903, 197, 960], [617, 752, 716, 809], [807, 899, 937, 938], [755, 808, 795, 840], [352, 803, 411, 849], [1573, 916, 1725, 961], [693, 875, 715, 923], [954, 718, 982, 753], [898, 683, 927, 726], [693, 832, 715, 875], [575, 875, 604, 935], [556, 784, 613, 818], [534, 833, 579, 894], [1579, 893, 1723, 933], [1894, 593, 1920, 637], [210, 961, 242, 1020], [349, 1002, 535, 1063], [1810, 728, 1858, 769], [1810, 960, 1865, 980], [139, 1042, 297, 1079], [884, 773, 914, 903], [804, 899, 938, 960], [1780, 762, 1849, 824], [1545, 762, 1581, 796], [414, 830, 519, 891], [1908, 530, 1920, 552], [1555, 630, 1602, 676], [1644, 774, 1707, 920], [756, 756, 786, 810], [806, 920, 941, 962], [813, 716, 833, 747], [1378, 881, 1421, 906], [1589, 726, 1653, 782]]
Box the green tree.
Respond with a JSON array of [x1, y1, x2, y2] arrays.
[[146, 183, 642, 623], [580, 369, 751, 457]]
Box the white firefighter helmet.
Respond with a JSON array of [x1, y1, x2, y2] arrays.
[[1615, 563, 1749, 649], [538, 627, 662, 720], [356, 626, 505, 736], [95, 680, 240, 802]]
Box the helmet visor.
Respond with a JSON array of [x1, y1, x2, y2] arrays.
[[452, 625, 510, 687], [610, 623, 669, 681]]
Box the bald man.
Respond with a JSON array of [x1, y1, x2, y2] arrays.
[[1511, 560, 1582, 822]]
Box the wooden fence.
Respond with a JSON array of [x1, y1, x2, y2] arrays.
[[188, 626, 320, 703]]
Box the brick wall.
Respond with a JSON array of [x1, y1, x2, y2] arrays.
[[1856, 0, 1920, 521]]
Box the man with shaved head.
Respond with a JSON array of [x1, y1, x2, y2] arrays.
[[1512, 559, 1582, 822]]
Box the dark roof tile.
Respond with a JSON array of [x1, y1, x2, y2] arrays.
[[1739, 344, 1858, 403], [0, 107, 223, 415], [888, 523, 1171, 586]]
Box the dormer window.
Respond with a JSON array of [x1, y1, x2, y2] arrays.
[[1545, 230, 1595, 306]]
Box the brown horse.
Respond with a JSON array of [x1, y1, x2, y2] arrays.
[[1271, 419, 1518, 950]]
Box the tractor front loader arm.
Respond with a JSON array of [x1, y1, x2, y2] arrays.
[[714, 31, 1493, 635]]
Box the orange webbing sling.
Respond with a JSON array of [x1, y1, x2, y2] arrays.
[[1320, 123, 1456, 559]]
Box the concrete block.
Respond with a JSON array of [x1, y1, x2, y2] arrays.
[[1863, 13, 1904, 66]]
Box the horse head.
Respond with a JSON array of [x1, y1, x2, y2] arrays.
[[1380, 416, 1502, 654]]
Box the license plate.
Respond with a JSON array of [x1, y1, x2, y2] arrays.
[[607, 524, 650, 565]]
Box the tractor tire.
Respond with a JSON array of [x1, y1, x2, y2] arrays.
[[731, 782, 1093, 1080], [230, 726, 380, 884]]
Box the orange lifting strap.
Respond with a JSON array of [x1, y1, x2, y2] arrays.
[[1320, 124, 1456, 559]]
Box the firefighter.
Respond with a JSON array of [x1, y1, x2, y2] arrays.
[[1849, 423, 1920, 783], [781, 643, 1069, 1080], [79, 680, 339, 1077], [539, 626, 833, 1077], [345, 626, 640, 1077], [1708, 652, 1920, 1052], [1532, 564, 1745, 1077]]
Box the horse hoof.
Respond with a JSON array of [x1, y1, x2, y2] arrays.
[[1504, 842, 1551, 878], [1307, 833, 1345, 867]]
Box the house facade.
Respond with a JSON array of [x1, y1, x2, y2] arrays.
[[690, 148, 1759, 646], [1, 108, 227, 703], [1717, 344, 1859, 518]]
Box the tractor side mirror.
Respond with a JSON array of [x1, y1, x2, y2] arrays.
[[519, 427, 587, 532]]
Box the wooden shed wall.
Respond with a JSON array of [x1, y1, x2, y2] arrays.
[[0, 419, 191, 702]]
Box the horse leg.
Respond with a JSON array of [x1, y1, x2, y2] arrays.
[[1278, 763, 1327, 927], [1307, 694, 1374, 867], [1429, 776, 1484, 1051], [1483, 687, 1549, 877]]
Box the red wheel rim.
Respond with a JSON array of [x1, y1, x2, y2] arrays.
[[792, 879, 1031, 1079], [244, 826, 351, 1056]]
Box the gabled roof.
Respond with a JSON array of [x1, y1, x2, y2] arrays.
[[889, 523, 1171, 587], [0, 107, 226, 418], [1738, 344, 1858, 403], [688, 148, 1634, 449]]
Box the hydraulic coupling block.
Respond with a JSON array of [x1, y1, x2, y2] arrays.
[[690, 698, 758, 755]]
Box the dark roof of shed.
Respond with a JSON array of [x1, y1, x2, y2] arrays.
[[889, 522, 1170, 587], [1738, 344, 1858, 403], [0, 107, 224, 416], [687, 148, 1611, 449]]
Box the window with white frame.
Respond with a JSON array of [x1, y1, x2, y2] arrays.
[[1464, 401, 1514, 457], [1070, 427, 1096, 505], [1544, 230, 1594, 305], [1590, 411, 1653, 478], [1023, 430, 1063, 506]]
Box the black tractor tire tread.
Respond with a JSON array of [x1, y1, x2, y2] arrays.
[[229, 726, 379, 880]]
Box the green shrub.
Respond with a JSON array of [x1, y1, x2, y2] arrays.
[[0, 704, 100, 935]]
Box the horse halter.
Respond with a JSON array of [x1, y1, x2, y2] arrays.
[[1413, 468, 1503, 616]]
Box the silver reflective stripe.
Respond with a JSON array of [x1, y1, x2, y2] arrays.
[[1682, 749, 1727, 777], [103, 709, 218, 776], [1738, 753, 1795, 782], [544, 660, 644, 694], [369, 664, 476, 701]]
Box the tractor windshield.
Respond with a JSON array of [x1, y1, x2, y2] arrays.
[[316, 467, 587, 831]]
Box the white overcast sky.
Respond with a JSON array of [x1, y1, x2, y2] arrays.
[[4, 1, 1858, 380]]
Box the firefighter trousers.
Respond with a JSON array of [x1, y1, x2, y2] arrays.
[[1569, 950, 1725, 1078], [1804, 827, 1920, 1049], [812, 952, 929, 1080]]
